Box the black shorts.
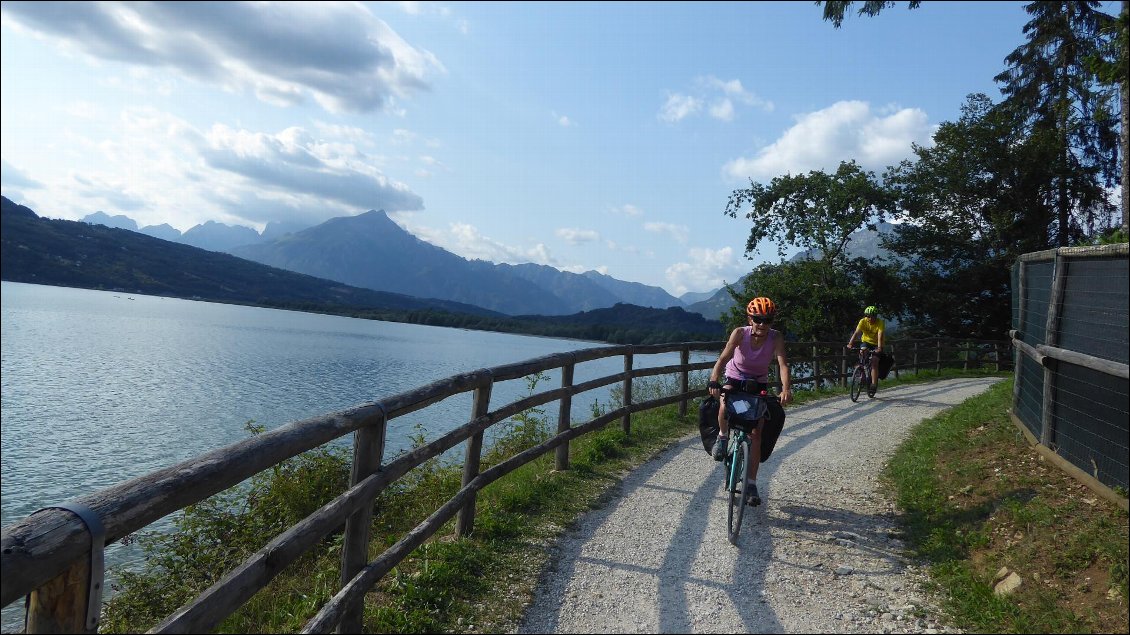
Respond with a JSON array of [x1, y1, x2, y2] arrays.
[[724, 376, 768, 393]]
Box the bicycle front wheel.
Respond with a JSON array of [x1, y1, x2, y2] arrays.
[[850, 366, 864, 402], [727, 438, 751, 544]]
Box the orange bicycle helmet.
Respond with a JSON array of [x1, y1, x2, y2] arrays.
[[746, 297, 776, 317]]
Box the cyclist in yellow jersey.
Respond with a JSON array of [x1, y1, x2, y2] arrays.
[[846, 306, 884, 392]]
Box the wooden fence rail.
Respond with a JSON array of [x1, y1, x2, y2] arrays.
[[0, 336, 1008, 633]]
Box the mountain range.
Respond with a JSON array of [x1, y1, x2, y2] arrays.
[[2, 196, 727, 344], [78, 207, 705, 317], [72, 208, 899, 322]]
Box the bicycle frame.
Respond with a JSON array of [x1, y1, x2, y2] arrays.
[[849, 346, 876, 402], [720, 389, 773, 543]]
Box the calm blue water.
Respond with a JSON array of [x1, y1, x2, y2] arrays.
[[1, 281, 709, 630]]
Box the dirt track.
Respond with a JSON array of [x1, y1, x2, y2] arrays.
[[517, 377, 1002, 634]]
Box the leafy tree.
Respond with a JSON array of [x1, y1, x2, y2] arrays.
[[722, 258, 902, 343], [817, 1, 921, 28], [819, 1, 1125, 239], [1088, 0, 1129, 233], [883, 94, 1058, 338], [994, 1, 1122, 245], [722, 161, 900, 342], [724, 160, 895, 267]]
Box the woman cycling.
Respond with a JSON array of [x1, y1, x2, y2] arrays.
[[707, 297, 792, 506], [846, 305, 885, 393]]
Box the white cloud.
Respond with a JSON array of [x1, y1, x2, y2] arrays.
[[556, 227, 601, 244], [702, 76, 772, 111], [723, 100, 936, 182], [661, 76, 772, 124], [658, 93, 702, 123], [407, 220, 561, 267], [552, 111, 575, 127], [709, 98, 734, 122], [1, 159, 43, 189], [665, 246, 743, 296], [201, 123, 424, 213], [644, 221, 689, 244], [15, 106, 424, 230], [610, 204, 643, 217], [0, 2, 445, 115]]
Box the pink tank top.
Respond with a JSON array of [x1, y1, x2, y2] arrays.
[[724, 327, 776, 383]]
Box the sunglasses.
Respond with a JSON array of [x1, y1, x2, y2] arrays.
[[750, 315, 773, 324]]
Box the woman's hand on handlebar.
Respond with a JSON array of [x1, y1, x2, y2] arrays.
[[707, 379, 722, 398]]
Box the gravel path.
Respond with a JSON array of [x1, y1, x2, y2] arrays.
[[518, 377, 1004, 634]]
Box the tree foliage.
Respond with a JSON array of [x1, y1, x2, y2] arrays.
[[722, 161, 902, 342], [722, 258, 902, 342], [724, 160, 895, 265], [725, 1, 1128, 343], [817, 1, 921, 28], [994, 1, 1122, 245], [881, 94, 1062, 338]]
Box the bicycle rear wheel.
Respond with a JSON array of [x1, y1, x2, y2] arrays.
[[849, 366, 864, 402], [727, 438, 751, 544]]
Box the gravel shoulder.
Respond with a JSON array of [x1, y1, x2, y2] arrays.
[[518, 377, 1004, 634]]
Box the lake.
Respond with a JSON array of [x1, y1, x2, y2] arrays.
[[0, 281, 712, 631]]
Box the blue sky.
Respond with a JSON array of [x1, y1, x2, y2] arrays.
[[2, 1, 1102, 297]]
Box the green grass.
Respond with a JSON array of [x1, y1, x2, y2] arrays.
[[882, 378, 1129, 634]]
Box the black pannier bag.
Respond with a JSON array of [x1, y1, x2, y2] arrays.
[[725, 392, 783, 462], [699, 393, 785, 461], [877, 351, 895, 379], [699, 396, 720, 453]]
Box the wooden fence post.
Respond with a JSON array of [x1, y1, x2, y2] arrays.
[[913, 341, 919, 375], [679, 348, 690, 416], [555, 356, 575, 471], [456, 377, 493, 538], [621, 352, 633, 435], [811, 343, 820, 389], [1040, 252, 1067, 447], [840, 347, 847, 387], [936, 338, 942, 373], [338, 409, 387, 633], [25, 502, 104, 635], [25, 559, 92, 634]]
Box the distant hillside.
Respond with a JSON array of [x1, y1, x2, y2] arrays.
[[3, 196, 725, 345], [685, 223, 902, 321], [80, 208, 688, 314], [230, 210, 688, 315], [230, 210, 570, 315], [582, 270, 683, 309], [81, 211, 288, 252], [789, 221, 898, 263], [499, 262, 621, 311], [2, 197, 500, 316]]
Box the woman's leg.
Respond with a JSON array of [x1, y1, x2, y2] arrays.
[[717, 395, 729, 438], [747, 425, 762, 481]]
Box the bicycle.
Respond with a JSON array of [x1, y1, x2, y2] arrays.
[[719, 388, 776, 544], [847, 345, 877, 402]]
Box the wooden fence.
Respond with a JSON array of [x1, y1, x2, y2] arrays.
[[0, 337, 1008, 633], [767, 337, 1012, 391], [1009, 243, 1129, 507]]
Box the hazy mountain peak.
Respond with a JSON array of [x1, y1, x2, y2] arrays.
[[82, 211, 138, 231]]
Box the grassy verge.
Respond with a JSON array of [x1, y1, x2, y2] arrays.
[[102, 367, 1120, 634], [882, 378, 1129, 634]]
